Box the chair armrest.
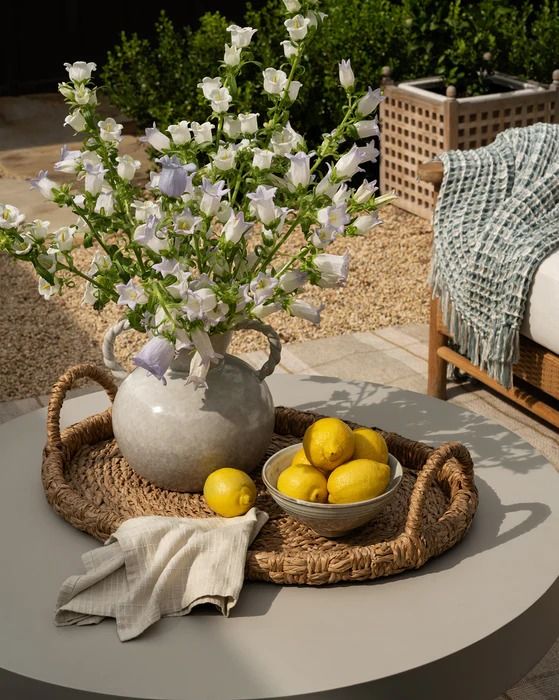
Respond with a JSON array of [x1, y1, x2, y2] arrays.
[[418, 159, 443, 186]]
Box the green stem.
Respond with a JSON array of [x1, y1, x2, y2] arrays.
[[250, 215, 301, 275]]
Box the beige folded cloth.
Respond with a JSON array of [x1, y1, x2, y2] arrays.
[[55, 507, 268, 641]]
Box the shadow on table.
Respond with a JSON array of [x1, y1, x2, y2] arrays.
[[291, 376, 548, 474], [282, 376, 552, 579]]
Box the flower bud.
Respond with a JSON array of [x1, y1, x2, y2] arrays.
[[338, 60, 355, 90]]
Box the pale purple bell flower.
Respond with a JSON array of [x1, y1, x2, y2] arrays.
[[133, 336, 175, 384], [156, 155, 189, 198]]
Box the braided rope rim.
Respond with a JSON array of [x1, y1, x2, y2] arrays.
[[41, 364, 479, 585]]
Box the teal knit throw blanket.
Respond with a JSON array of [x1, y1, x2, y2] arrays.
[[431, 123, 559, 388]]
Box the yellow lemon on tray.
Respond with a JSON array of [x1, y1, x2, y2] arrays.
[[303, 417, 355, 472], [352, 427, 389, 464], [277, 464, 328, 503], [327, 459, 391, 504], [203, 468, 256, 517], [290, 447, 312, 467]]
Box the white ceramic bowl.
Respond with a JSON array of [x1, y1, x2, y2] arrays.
[[262, 443, 403, 538]]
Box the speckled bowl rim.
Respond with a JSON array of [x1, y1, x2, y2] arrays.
[[262, 442, 403, 509]]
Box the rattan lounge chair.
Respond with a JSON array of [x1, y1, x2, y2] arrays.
[[418, 159, 559, 429]]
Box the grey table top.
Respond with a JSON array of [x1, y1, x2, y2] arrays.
[[1, 374, 559, 700]]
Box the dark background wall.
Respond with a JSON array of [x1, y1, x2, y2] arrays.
[[0, 1, 266, 95]]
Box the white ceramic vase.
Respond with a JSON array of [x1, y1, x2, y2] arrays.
[[102, 319, 281, 493]]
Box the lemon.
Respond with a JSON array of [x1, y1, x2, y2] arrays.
[[327, 459, 391, 504], [352, 428, 389, 464], [203, 468, 256, 517], [303, 417, 355, 472], [290, 447, 312, 467], [277, 464, 328, 503]]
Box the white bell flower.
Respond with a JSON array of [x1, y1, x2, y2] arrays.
[[332, 184, 350, 205], [132, 199, 162, 222], [191, 121, 215, 145], [287, 80, 302, 102], [200, 178, 229, 217], [353, 212, 381, 234], [64, 61, 96, 82], [355, 119, 379, 139], [54, 145, 81, 173], [210, 86, 232, 113], [94, 190, 115, 216], [310, 226, 337, 249], [338, 59, 355, 90], [317, 204, 349, 233], [290, 299, 323, 324], [213, 145, 236, 171], [249, 272, 279, 305], [116, 154, 141, 181], [238, 112, 259, 134], [252, 148, 274, 169], [98, 117, 123, 143], [286, 151, 312, 188], [82, 282, 97, 306], [197, 76, 222, 100], [283, 0, 301, 12], [281, 40, 298, 59], [270, 122, 302, 154], [173, 208, 202, 236], [141, 124, 170, 151], [223, 116, 242, 139], [168, 121, 192, 145], [335, 144, 368, 179], [263, 68, 288, 95], [0, 204, 25, 229], [64, 110, 86, 132], [279, 269, 308, 292], [247, 185, 278, 225], [216, 201, 233, 224], [53, 226, 78, 251], [353, 179, 378, 204], [115, 279, 148, 310], [72, 84, 96, 106], [314, 252, 350, 288], [224, 44, 242, 66], [223, 211, 252, 244], [252, 302, 282, 319], [356, 87, 384, 116], [28, 219, 49, 241], [30, 171, 57, 200], [284, 14, 311, 41], [226, 25, 257, 48], [38, 277, 60, 300]]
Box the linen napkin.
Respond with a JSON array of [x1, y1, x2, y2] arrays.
[[54, 507, 268, 641]]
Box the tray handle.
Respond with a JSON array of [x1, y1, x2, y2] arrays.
[[404, 441, 475, 538], [47, 364, 118, 450]]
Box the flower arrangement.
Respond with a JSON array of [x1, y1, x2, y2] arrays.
[[0, 0, 395, 388]]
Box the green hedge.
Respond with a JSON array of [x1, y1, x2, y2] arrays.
[[101, 0, 559, 142]]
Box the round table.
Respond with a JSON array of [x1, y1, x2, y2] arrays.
[[1, 375, 558, 700]]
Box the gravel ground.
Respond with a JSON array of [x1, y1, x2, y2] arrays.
[[1, 205, 432, 400]]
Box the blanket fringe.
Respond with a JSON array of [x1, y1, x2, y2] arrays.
[[431, 267, 520, 389]]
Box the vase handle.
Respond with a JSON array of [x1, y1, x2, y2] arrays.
[[234, 319, 282, 381], [102, 319, 132, 382]]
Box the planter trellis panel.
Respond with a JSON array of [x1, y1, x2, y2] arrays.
[[380, 71, 559, 219]]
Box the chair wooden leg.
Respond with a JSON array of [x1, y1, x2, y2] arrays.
[[427, 297, 448, 400]]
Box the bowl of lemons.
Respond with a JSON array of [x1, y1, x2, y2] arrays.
[[262, 418, 403, 537]]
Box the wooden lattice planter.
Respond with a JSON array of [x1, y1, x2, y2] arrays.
[[380, 70, 559, 219]]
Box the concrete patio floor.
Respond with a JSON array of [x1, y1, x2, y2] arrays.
[[1, 323, 558, 699]]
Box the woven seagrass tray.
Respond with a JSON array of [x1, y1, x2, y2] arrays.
[[42, 364, 479, 585]]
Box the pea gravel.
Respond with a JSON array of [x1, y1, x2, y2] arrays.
[[1, 206, 432, 401]]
